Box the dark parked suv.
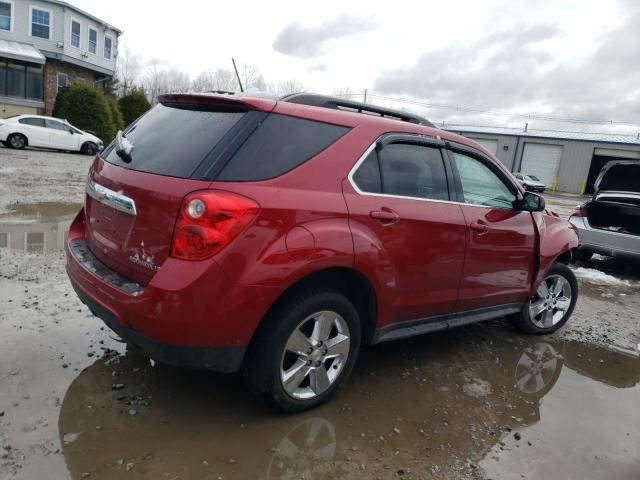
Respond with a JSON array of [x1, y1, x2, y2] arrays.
[[66, 93, 579, 412]]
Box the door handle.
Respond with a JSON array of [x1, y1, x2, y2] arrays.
[[370, 208, 400, 224], [470, 220, 489, 233]]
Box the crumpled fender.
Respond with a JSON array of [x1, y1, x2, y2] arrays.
[[531, 211, 579, 295]]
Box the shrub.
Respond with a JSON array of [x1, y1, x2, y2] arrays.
[[52, 83, 116, 143], [118, 88, 151, 126], [105, 95, 125, 132]]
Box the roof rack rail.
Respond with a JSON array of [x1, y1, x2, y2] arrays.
[[281, 93, 435, 128]]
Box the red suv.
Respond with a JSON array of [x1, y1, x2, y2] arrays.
[[66, 93, 579, 412]]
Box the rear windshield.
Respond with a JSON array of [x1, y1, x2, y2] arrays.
[[217, 114, 349, 181], [102, 104, 245, 178]]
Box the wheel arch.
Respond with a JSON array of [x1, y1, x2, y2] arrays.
[[244, 267, 378, 364], [531, 214, 579, 295]]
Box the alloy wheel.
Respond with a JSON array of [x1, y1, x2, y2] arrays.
[[280, 310, 351, 400], [10, 135, 24, 148], [528, 274, 572, 329]]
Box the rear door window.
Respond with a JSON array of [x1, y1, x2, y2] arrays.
[[102, 104, 245, 178], [19, 117, 46, 127], [217, 114, 349, 181], [352, 150, 382, 193], [378, 144, 449, 200]]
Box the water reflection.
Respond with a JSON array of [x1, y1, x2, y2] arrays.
[[57, 326, 640, 479], [0, 202, 81, 252]]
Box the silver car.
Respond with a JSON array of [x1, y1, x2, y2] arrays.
[[569, 160, 640, 260], [514, 173, 546, 193]]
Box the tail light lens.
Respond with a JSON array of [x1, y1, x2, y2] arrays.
[[170, 190, 259, 261], [570, 205, 583, 218]]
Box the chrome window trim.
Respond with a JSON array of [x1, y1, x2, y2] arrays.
[[346, 136, 509, 210], [86, 178, 137, 216]]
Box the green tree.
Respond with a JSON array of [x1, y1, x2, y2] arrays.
[[52, 83, 116, 143], [105, 95, 125, 132], [118, 88, 151, 126]]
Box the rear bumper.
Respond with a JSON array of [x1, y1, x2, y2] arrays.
[[65, 209, 278, 373], [71, 280, 245, 372], [569, 216, 640, 259]]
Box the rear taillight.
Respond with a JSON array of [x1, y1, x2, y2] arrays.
[[570, 205, 583, 218], [170, 190, 259, 261]]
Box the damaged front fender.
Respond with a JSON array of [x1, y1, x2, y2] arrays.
[[531, 211, 579, 295]]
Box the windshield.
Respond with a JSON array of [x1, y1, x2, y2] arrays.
[[528, 175, 540, 181]]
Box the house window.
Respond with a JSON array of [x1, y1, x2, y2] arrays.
[[88, 28, 97, 54], [57, 72, 68, 94], [7, 61, 25, 97], [26, 232, 45, 253], [70, 20, 81, 48], [30, 7, 51, 39], [0, 232, 8, 248], [104, 35, 112, 60], [0, 1, 13, 31], [0, 58, 43, 101]]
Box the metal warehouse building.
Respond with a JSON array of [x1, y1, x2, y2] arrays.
[[446, 126, 640, 194]]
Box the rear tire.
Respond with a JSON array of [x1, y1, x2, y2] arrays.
[[242, 290, 361, 413], [511, 262, 578, 335], [7, 133, 26, 149]]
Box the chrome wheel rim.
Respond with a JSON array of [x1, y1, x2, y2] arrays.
[[280, 310, 350, 400], [528, 274, 572, 329], [11, 136, 23, 148]]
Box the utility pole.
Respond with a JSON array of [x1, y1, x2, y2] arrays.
[[231, 58, 244, 92], [363, 89, 367, 104]]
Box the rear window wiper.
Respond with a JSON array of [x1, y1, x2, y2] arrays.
[[115, 130, 134, 163]]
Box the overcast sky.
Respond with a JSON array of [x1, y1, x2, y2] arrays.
[[73, 0, 639, 132]]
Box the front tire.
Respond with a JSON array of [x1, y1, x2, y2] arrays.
[[511, 262, 578, 334], [243, 291, 361, 413], [81, 142, 98, 156], [7, 133, 27, 149]]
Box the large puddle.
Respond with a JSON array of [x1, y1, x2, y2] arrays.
[[52, 326, 639, 479], [0, 202, 81, 253]]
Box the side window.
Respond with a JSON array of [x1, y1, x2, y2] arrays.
[[352, 150, 381, 193], [47, 119, 69, 131], [20, 117, 46, 127], [452, 152, 516, 209], [218, 114, 349, 181], [378, 144, 449, 200]]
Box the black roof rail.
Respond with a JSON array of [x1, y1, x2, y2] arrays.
[[281, 93, 435, 128]]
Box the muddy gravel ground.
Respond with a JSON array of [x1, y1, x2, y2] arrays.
[[1, 147, 639, 480]]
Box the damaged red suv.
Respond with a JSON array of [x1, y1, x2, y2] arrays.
[[66, 93, 579, 412]]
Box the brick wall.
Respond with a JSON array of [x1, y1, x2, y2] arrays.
[[43, 59, 97, 115]]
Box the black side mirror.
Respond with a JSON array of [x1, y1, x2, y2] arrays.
[[518, 192, 545, 212], [69, 128, 74, 134]]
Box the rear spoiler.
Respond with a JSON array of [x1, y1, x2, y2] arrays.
[[158, 93, 276, 113]]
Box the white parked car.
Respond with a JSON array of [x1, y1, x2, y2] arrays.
[[0, 115, 103, 155]]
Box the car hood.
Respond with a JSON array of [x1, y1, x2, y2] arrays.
[[595, 161, 640, 194], [527, 179, 545, 186]]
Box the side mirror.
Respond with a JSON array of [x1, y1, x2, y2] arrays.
[[69, 128, 74, 134], [518, 192, 545, 212]]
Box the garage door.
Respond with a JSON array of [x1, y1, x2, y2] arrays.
[[469, 138, 498, 156], [520, 143, 563, 188]]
